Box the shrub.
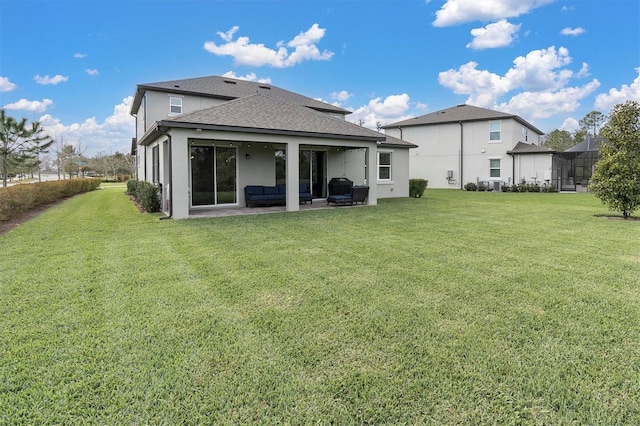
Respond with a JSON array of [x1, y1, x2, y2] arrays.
[[0, 178, 101, 222], [501, 183, 510, 192], [464, 182, 477, 191], [128, 180, 161, 213], [409, 179, 428, 198], [477, 182, 486, 192]]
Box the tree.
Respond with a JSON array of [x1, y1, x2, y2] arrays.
[[579, 110, 607, 137], [58, 144, 80, 179], [589, 101, 640, 218], [543, 129, 574, 151], [0, 109, 53, 187]]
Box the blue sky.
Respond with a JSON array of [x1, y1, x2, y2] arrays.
[[1, 0, 639, 156]]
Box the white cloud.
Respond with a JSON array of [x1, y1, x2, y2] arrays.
[[330, 90, 353, 102], [74, 53, 87, 58], [496, 80, 600, 119], [34, 74, 69, 85], [438, 61, 511, 106], [41, 96, 135, 155], [218, 26, 239, 42], [346, 94, 412, 129], [594, 67, 640, 111], [505, 46, 573, 91], [560, 117, 579, 132], [560, 27, 585, 36], [203, 23, 333, 68], [221, 71, 271, 83], [3, 98, 53, 113], [467, 19, 521, 50], [433, 0, 554, 27], [438, 46, 599, 118], [576, 62, 589, 78], [86, 69, 99, 76], [0, 76, 17, 92]]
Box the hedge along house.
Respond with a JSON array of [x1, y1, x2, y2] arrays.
[[552, 135, 603, 192], [130, 75, 416, 219], [383, 104, 553, 190]]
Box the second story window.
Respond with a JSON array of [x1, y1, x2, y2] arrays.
[[170, 97, 182, 115], [489, 121, 501, 141]]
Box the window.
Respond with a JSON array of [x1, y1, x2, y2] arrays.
[[169, 97, 182, 114], [521, 126, 528, 141], [489, 159, 501, 178], [378, 152, 392, 181], [489, 121, 501, 141], [152, 145, 160, 183]]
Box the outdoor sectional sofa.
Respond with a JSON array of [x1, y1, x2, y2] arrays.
[[244, 184, 313, 207], [326, 177, 369, 206]]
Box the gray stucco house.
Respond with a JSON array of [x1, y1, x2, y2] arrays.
[[384, 104, 553, 190], [130, 75, 415, 219]]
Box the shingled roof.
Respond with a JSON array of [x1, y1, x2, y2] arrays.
[[131, 75, 348, 116], [383, 104, 544, 135], [139, 94, 388, 145], [507, 142, 555, 155]]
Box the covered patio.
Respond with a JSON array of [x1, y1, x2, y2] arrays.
[[189, 199, 368, 218]]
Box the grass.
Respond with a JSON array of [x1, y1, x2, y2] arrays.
[[1, 188, 639, 424]]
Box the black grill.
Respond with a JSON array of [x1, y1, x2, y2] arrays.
[[328, 177, 353, 195]]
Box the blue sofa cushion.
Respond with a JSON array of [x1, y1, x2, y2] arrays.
[[276, 184, 287, 195], [250, 195, 271, 201], [263, 186, 279, 195], [245, 185, 264, 196], [327, 194, 352, 202]]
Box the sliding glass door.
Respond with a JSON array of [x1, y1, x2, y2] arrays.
[[190, 145, 237, 207], [275, 148, 326, 198]]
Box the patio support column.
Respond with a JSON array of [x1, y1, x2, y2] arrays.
[[366, 145, 377, 205], [286, 141, 300, 211]]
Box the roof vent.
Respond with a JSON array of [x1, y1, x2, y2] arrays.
[[174, 85, 180, 88], [258, 85, 271, 90], [223, 80, 237, 84], [456, 104, 465, 107]]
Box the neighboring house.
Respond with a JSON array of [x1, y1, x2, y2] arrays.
[[383, 104, 553, 190], [552, 135, 603, 192], [130, 75, 416, 219]]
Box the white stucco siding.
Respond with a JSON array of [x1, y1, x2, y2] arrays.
[[142, 91, 227, 133], [135, 96, 146, 140], [342, 149, 366, 185], [403, 123, 463, 188], [377, 148, 410, 198], [513, 154, 553, 184]]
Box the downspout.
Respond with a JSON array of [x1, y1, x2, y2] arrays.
[[158, 128, 173, 220], [459, 121, 464, 190]]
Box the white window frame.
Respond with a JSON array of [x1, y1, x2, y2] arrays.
[[489, 157, 501, 179], [377, 151, 392, 182], [489, 121, 501, 142], [169, 96, 182, 115]]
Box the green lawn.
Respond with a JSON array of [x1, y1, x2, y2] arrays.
[[1, 188, 639, 424]]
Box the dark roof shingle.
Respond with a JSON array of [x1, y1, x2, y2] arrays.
[[384, 104, 543, 135], [507, 142, 555, 155], [132, 75, 348, 115], [156, 94, 386, 142]]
